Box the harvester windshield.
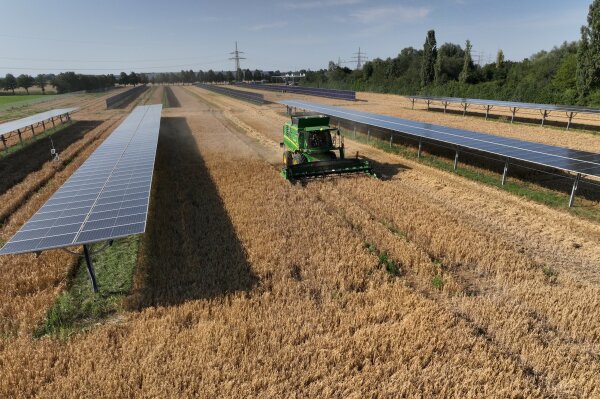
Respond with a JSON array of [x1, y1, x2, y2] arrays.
[[307, 130, 332, 148]]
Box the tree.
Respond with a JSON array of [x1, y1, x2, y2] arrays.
[[119, 72, 129, 86], [459, 40, 474, 83], [420, 30, 437, 87], [4, 73, 17, 94], [128, 72, 139, 86], [35, 74, 48, 94], [17, 74, 35, 94], [496, 49, 505, 69], [434, 52, 444, 84], [577, 0, 600, 100]]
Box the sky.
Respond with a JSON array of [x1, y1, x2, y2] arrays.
[[0, 0, 592, 76]]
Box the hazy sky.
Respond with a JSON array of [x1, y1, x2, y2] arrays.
[[0, 0, 591, 75]]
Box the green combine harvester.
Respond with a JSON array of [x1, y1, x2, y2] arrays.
[[280, 114, 373, 180]]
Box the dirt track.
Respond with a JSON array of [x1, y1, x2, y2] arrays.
[[0, 85, 599, 397]]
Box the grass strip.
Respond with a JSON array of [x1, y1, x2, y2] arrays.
[[34, 235, 140, 339]]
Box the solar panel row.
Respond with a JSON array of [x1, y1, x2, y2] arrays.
[[235, 83, 356, 101], [105, 86, 149, 108], [0, 108, 78, 137], [0, 104, 162, 255], [407, 95, 600, 115], [280, 100, 600, 179], [196, 83, 265, 104]]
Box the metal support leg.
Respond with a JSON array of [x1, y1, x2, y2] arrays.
[[1, 136, 7, 154], [411, 98, 416, 109], [353, 126, 356, 139], [501, 159, 509, 186], [510, 107, 517, 124], [59, 115, 63, 123], [485, 105, 491, 120], [51, 117, 56, 128], [367, 128, 370, 142], [453, 150, 459, 171], [462, 103, 468, 116], [17, 129, 23, 146], [541, 110, 549, 127], [389, 133, 393, 147], [569, 173, 581, 208], [443, 102, 448, 114], [426, 100, 431, 111], [41, 121, 45, 134], [417, 140, 422, 158], [83, 244, 99, 293], [66, 113, 71, 121], [566, 112, 576, 130]]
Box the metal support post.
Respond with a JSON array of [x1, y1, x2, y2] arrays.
[[501, 159, 509, 186], [367, 128, 370, 142], [411, 98, 416, 109], [66, 112, 71, 121], [353, 126, 356, 139], [83, 244, 99, 293], [510, 107, 518, 124], [566, 112, 576, 130], [485, 105, 492, 120], [417, 140, 422, 158], [1, 136, 7, 154], [443, 102, 448, 114], [59, 115, 63, 123], [453, 150, 459, 171], [569, 173, 581, 208], [462, 103, 468, 116], [541, 110, 549, 127], [17, 129, 23, 145], [389, 133, 393, 147], [426, 100, 431, 111], [51, 117, 56, 128], [41, 121, 46, 134]]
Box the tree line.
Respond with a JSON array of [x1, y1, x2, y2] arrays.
[[303, 0, 600, 106], [0, 71, 152, 95]]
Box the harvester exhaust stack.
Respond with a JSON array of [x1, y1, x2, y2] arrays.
[[280, 114, 373, 181]]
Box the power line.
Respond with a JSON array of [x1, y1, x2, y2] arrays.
[[229, 41, 246, 81]]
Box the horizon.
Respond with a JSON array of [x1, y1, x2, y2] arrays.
[[0, 0, 591, 76]]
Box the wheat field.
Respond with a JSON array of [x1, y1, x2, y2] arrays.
[[0, 85, 598, 398]]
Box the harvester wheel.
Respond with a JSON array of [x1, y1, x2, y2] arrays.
[[292, 153, 306, 165], [283, 151, 293, 167]]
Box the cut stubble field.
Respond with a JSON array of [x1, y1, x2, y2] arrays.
[[0, 85, 599, 397]]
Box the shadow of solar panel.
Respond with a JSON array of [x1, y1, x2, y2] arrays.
[[0, 104, 162, 255], [280, 100, 600, 179]]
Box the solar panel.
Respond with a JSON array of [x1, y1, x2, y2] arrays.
[[0, 104, 162, 255], [408, 95, 600, 115], [0, 108, 78, 137], [236, 83, 356, 101], [197, 83, 265, 104], [280, 100, 600, 179]]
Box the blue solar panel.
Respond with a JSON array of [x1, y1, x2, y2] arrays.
[[236, 83, 356, 101], [280, 100, 600, 178], [0, 104, 162, 255], [196, 83, 265, 104], [0, 108, 78, 137]]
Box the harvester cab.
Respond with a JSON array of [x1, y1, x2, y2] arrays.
[[280, 114, 373, 180]]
